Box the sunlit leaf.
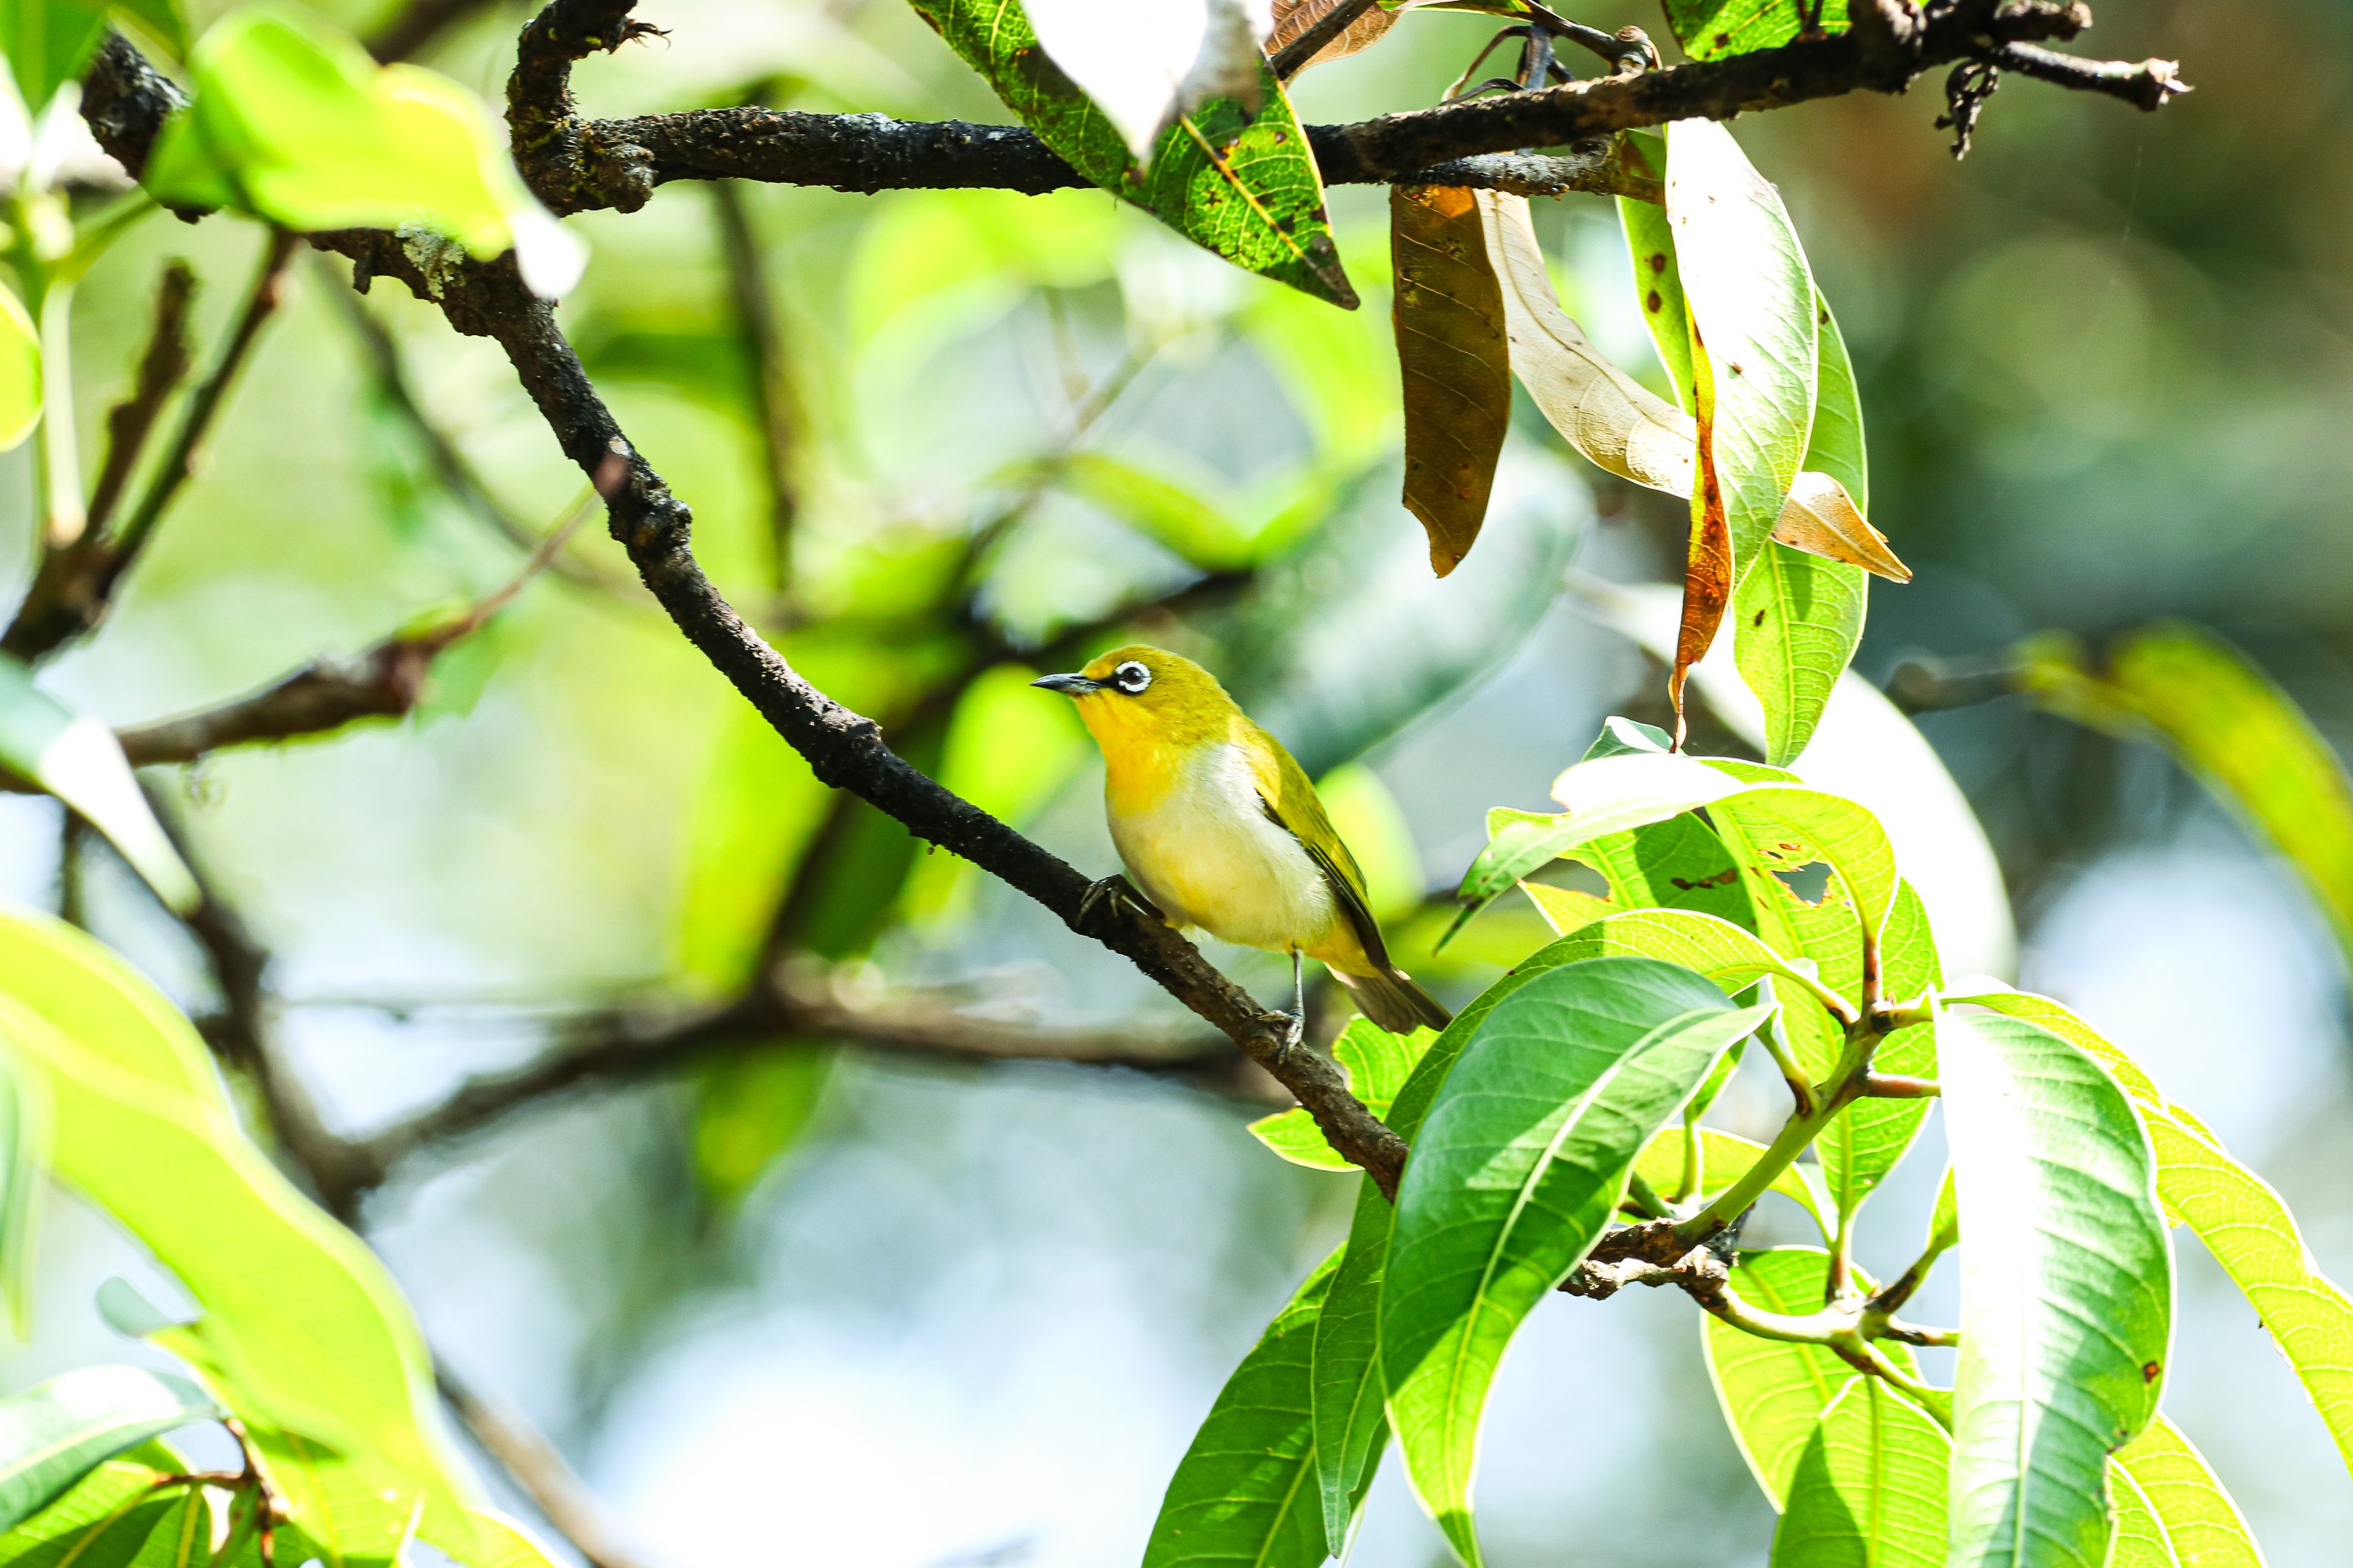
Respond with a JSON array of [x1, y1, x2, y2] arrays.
[[0, 0, 186, 115], [1393, 185, 1509, 576], [1937, 1005, 2171, 1568], [1616, 136, 1694, 408], [0, 1453, 178, 1567], [907, 0, 1353, 305], [1663, 117, 1816, 591], [1661, 0, 1849, 60], [1951, 986, 2353, 1485], [1771, 1375, 1949, 1568], [1021, 0, 1268, 162], [0, 1367, 218, 1534], [2107, 1415, 2265, 1568], [1143, 1245, 1361, 1567], [0, 656, 195, 912], [2018, 622, 2353, 973], [1702, 1247, 1921, 1506], [0, 909, 551, 1568], [1055, 450, 1256, 570], [143, 8, 582, 296], [1383, 957, 1770, 1563], [690, 1047, 832, 1211]]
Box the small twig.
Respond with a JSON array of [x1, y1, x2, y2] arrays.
[[90, 229, 300, 615], [86, 260, 196, 535], [1934, 58, 2002, 157], [1860, 1072, 1940, 1098], [438, 1363, 651, 1568], [1990, 40, 2187, 113], [708, 176, 801, 589]]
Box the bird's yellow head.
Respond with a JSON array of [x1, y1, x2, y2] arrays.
[[1031, 645, 1235, 755]]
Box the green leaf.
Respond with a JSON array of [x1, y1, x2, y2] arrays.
[[2018, 622, 2353, 973], [0, 1367, 218, 1534], [1251, 1018, 1435, 1171], [904, 0, 1353, 306], [1661, 0, 1850, 60], [1055, 451, 1256, 570], [1305, 927, 1618, 1542], [0, 1455, 173, 1568], [1382, 957, 1772, 1564], [1445, 752, 1749, 937], [1565, 811, 1758, 932], [1630, 1123, 1827, 1234], [1771, 1375, 1949, 1568], [1949, 987, 2353, 1481], [0, 0, 187, 111], [1702, 1247, 1920, 1506], [0, 282, 38, 454], [1662, 118, 1816, 580], [2107, 1415, 2265, 1568], [0, 909, 552, 1568], [0, 1033, 41, 1337], [143, 8, 580, 295], [1936, 1006, 2171, 1568], [1616, 136, 1693, 410], [0, 656, 195, 912], [1143, 1247, 1364, 1567]]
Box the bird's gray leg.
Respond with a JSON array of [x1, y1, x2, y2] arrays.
[[1287, 949, 1307, 1051], [1076, 873, 1160, 931]]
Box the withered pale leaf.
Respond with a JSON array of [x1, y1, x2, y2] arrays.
[[1268, 0, 1395, 71], [1769, 470, 1909, 582], [1478, 191, 1905, 586], [1393, 184, 1510, 576], [1478, 190, 1698, 495]]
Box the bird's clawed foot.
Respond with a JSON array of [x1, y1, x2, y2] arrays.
[[1076, 874, 1161, 932]]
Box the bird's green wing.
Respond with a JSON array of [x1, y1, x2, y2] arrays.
[[1241, 718, 1394, 970]]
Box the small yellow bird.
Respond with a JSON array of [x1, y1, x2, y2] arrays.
[[1034, 645, 1451, 1038]]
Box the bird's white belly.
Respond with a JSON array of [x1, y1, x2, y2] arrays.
[[1111, 744, 1334, 953]]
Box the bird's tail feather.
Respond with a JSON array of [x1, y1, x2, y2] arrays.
[[1332, 965, 1452, 1035]]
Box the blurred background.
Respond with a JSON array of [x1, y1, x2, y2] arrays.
[[5, 0, 2352, 1562]]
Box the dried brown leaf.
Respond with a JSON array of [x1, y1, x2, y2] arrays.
[[1393, 184, 1510, 577], [1674, 321, 1732, 748], [1768, 470, 1910, 582], [1269, 0, 1398, 73]]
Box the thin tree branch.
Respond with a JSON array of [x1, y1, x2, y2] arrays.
[[707, 178, 800, 586], [86, 261, 197, 537], [1990, 40, 2186, 111], [435, 1364, 652, 1568]]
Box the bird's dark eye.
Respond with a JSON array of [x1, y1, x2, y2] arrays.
[[1113, 660, 1152, 693]]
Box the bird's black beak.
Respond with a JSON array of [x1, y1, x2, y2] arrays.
[[1031, 672, 1103, 695]]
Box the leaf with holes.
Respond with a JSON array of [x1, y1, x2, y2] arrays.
[[1662, 0, 1850, 60], [1382, 958, 1771, 1564], [1937, 1006, 2171, 1568], [906, 0, 1352, 304], [1393, 185, 1510, 576]]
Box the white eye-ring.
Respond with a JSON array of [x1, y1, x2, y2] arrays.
[[1113, 660, 1152, 694]]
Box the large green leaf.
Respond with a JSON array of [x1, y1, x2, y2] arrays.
[[1143, 1247, 1365, 1567], [143, 8, 579, 295], [1937, 1007, 2172, 1568], [0, 657, 195, 911], [1661, 0, 1851, 60], [1702, 1247, 1921, 1506], [1304, 930, 1618, 1545], [1735, 295, 1871, 765], [0, 1368, 218, 1534], [1951, 987, 2353, 1481], [2106, 1415, 2265, 1568], [1770, 1375, 1948, 1568], [1382, 957, 1772, 1563], [904, 0, 1352, 306], [0, 1453, 177, 1568], [1565, 811, 1759, 933], [0, 909, 551, 1568], [2018, 622, 2353, 970], [1252, 1018, 1438, 1171], [1661, 118, 1815, 581]]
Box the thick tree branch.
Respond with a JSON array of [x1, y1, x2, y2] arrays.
[[494, 1, 2179, 214]]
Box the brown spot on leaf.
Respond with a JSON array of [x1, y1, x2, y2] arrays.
[[1646, 290, 1663, 312], [1752, 608, 1768, 626], [2143, 1361, 2162, 1383], [1647, 252, 1668, 274]]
